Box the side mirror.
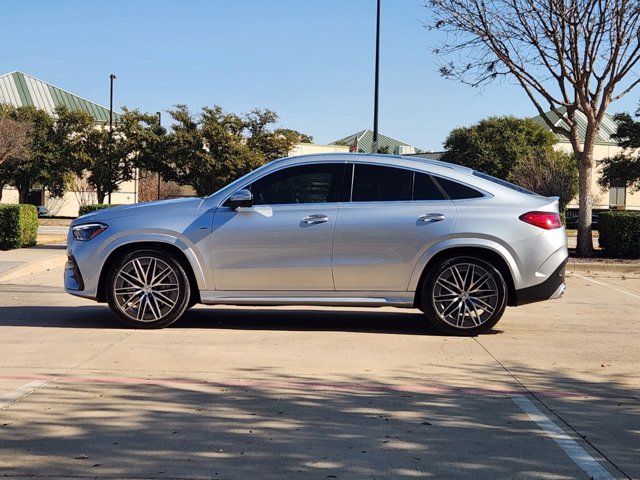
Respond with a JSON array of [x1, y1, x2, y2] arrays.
[[227, 189, 253, 209]]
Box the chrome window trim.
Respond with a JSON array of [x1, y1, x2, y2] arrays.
[[217, 158, 493, 208]]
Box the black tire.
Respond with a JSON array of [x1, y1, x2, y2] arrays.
[[106, 248, 191, 329], [420, 256, 507, 335]]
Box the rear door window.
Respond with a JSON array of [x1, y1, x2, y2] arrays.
[[351, 164, 412, 202]]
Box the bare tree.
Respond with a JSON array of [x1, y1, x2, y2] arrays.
[[508, 150, 578, 211], [0, 117, 30, 165], [427, 0, 640, 255], [71, 174, 97, 207], [137, 171, 182, 202]]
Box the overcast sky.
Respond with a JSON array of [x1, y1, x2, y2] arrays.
[[2, 0, 638, 150]]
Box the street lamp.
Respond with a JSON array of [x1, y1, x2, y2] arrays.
[[156, 111, 162, 201], [371, 0, 381, 154], [108, 74, 117, 204]]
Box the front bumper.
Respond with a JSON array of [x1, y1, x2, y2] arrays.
[[64, 254, 84, 291], [514, 259, 567, 306]]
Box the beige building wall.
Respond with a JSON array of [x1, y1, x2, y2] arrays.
[[289, 143, 350, 156], [554, 143, 640, 210], [1, 177, 138, 217]]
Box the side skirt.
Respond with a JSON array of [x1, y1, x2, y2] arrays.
[[199, 290, 415, 308]]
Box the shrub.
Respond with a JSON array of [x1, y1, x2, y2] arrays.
[[0, 204, 38, 250], [598, 211, 640, 258], [78, 204, 120, 216]]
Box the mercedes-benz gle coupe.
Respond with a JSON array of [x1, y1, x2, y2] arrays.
[[65, 153, 568, 335]]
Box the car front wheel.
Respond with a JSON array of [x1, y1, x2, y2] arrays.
[[106, 248, 191, 328], [421, 256, 507, 335]]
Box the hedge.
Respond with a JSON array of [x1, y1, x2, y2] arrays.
[[0, 204, 38, 250], [598, 211, 640, 258], [78, 204, 121, 216]]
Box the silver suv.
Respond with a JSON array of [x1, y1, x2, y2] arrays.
[[65, 154, 568, 335]]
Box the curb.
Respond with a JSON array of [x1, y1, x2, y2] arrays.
[[566, 261, 640, 274], [0, 253, 67, 284]]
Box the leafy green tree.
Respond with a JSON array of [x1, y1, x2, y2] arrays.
[[160, 105, 310, 196], [274, 128, 313, 145], [0, 105, 92, 203], [442, 116, 557, 179], [599, 105, 640, 192], [77, 109, 154, 203]]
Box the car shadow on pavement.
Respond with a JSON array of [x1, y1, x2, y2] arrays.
[[0, 305, 504, 336], [0, 366, 636, 479]]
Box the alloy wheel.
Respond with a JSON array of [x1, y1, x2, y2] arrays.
[[431, 262, 500, 329], [113, 256, 181, 322]]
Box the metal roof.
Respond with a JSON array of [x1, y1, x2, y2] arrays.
[[531, 107, 619, 145], [0, 71, 121, 124], [331, 129, 424, 154]]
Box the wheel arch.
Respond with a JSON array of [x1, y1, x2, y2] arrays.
[[96, 241, 202, 304], [412, 245, 517, 309]]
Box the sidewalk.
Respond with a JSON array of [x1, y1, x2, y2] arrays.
[[0, 245, 67, 284]]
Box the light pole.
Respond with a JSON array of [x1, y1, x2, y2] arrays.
[[156, 111, 162, 201], [108, 74, 117, 204], [371, 0, 381, 154]]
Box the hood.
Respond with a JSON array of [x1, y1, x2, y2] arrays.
[[72, 197, 204, 225]]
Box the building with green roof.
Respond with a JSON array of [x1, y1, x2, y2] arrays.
[[531, 106, 619, 146], [0, 71, 133, 216], [532, 107, 639, 212], [0, 71, 121, 124], [331, 129, 423, 154]]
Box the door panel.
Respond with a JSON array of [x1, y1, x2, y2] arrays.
[[212, 205, 338, 290], [332, 201, 457, 291], [332, 163, 457, 291], [211, 162, 346, 291]]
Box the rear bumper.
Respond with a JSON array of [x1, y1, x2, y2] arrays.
[[514, 259, 567, 306]]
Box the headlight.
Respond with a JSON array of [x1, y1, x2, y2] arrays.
[[72, 223, 108, 241]]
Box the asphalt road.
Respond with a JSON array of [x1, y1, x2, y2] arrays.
[[0, 267, 638, 479]]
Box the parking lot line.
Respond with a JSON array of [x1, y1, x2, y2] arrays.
[[0, 379, 53, 410], [512, 394, 616, 480], [571, 273, 640, 300]]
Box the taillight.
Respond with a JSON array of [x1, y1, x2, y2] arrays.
[[519, 211, 562, 230]]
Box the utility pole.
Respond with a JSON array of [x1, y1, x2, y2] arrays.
[[371, 0, 381, 154], [156, 111, 162, 201], [108, 74, 116, 204]]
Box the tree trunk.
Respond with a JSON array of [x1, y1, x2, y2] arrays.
[[18, 188, 28, 204], [96, 189, 105, 204], [576, 150, 594, 256]]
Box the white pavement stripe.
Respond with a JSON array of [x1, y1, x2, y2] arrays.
[[512, 395, 616, 480], [0, 379, 52, 410], [572, 273, 640, 300]]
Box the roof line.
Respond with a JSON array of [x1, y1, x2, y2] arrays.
[[6, 71, 122, 117], [356, 130, 369, 143]]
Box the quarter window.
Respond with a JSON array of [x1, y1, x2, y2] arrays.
[[434, 176, 484, 199], [249, 163, 345, 205]]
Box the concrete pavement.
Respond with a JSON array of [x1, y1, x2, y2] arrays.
[[0, 267, 638, 479], [0, 245, 66, 283]]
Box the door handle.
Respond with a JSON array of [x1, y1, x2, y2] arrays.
[[302, 214, 329, 224], [418, 213, 446, 223]]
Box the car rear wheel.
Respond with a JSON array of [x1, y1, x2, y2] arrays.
[[106, 248, 191, 328], [421, 256, 507, 335]]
